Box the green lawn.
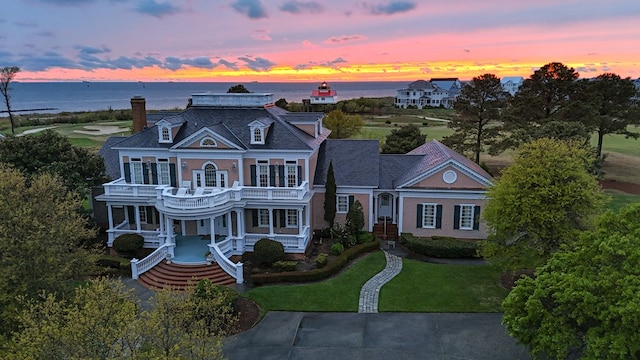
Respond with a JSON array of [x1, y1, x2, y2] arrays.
[[379, 259, 508, 312], [592, 127, 640, 157], [604, 189, 640, 211], [242, 251, 387, 312], [243, 251, 509, 313]]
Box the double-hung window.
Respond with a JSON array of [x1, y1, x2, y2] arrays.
[[459, 205, 474, 230], [258, 161, 269, 187], [337, 195, 349, 213], [130, 158, 144, 184], [454, 204, 479, 231], [417, 203, 441, 229], [285, 161, 297, 187], [258, 209, 270, 227], [157, 159, 171, 185], [286, 209, 298, 227]]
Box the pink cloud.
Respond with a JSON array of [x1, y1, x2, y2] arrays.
[[324, 34, 367, 44]]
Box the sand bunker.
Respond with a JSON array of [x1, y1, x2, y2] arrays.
[[20, 126, 57, 135], [74, 125, 129, 135]]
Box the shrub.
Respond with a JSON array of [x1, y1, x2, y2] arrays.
[[316, 253, 328, 268], [254, 238, 285, 266], [251, 239, 380, 285], [273, 260, 298, 272], [112, 233, 144, 257], [358, 232, 375, 244], [401, 233, 480, 258], [331, 243, 344, 255]]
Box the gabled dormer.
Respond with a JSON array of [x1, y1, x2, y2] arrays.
[[156, 118, 183, 144], [248, 117, 274, 145]]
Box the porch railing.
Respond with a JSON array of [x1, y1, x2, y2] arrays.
[[244, 226, 310, 253], [131, 245, 169, 279], [209, 243, 243, 284]]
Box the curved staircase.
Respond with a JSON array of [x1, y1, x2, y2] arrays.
[[137, 262, 236, 290]]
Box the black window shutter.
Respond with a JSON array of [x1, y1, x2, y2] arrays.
[[250, 165, 257, 186], [151, 163, 158, 185], [348, 195, 354, 210], [252, 209, 258, 227], [453, 205, 460, 229], [297, 166, 302, 186], [169, 163, 177, 187], [269, 165, 276, 186], [124, 163, 131, 182], [436, 205, 443, 229], [127, 206, 136, 225], [416, 204, 423, 228], [473, 206, 481, 230], [280, 209, 286, 227], [279, 165, 285, 187], [142, 163, 150, 184]]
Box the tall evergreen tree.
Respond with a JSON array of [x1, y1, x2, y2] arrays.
[[323, 161, 336, 228], [442, 73, 508, 163]]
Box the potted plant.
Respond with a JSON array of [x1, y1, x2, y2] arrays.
[[165, 252, 172, 264], [204, 251, 213, 265]]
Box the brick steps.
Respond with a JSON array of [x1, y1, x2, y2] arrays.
[[137, 261, 236, 290], [373, 223, 398, 240]]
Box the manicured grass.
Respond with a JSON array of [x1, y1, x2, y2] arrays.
[[242, 251, 386, 312], [604, 189, 640, 212], [592, 126, 640, 157], [379, 259, 508, 313]]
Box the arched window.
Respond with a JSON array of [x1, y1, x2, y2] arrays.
[[200, 137, 216, 147], [204, 164, 217, 187], [253, 128, 263, 143]]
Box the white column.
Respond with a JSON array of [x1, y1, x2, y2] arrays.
[[210, 216, 216, 246], [158, 212, 166, 245], [180, 220, 186, 235], [166, 216, 173, 244], [106, 204, 114, 245], [227, 213, 232, 238], [398, 195, 404, 233], [268, 208, 274, 236], [298, 208, 303, 233], [134, 205, 141, 232]]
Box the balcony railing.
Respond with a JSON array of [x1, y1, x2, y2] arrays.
[[244, 226, 310, 254], [103, 178, 165, 197], [160, 182, 309, 210]]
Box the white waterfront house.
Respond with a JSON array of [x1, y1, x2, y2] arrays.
[[501, 76, 524, 96], [395, 79, 458, 109]]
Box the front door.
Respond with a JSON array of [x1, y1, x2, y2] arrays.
[[379, 193, 392, 220]]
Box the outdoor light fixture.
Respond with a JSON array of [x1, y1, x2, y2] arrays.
[[232, 162, 237, 171], [181, 161, 187, 171]]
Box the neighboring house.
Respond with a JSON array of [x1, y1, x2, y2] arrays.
[[310, 81, 337, 105], [501, 76, 524, 96], [395, 79, 459, 109], [634, 78, 640, 91], [97, 91, 491, 283], [430, 78, 462, 97]]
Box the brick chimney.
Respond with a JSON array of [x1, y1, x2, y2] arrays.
[[131, 95, 147, 133]]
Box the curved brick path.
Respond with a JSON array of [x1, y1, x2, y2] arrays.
[[358, 251, 403, 313]]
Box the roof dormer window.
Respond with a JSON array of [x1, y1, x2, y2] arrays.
[[159, 126, 172, 143], [251, 127, 264, 144]]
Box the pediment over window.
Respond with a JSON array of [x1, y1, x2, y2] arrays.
[[172, 127, 242, 150], [248, 118, 273, 145]]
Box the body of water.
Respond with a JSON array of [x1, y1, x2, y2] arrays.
[[4, 81, 407, 115]]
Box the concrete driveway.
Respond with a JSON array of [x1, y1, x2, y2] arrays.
[[224, 312, 531, 360]]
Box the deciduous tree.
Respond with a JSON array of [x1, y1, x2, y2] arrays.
[[0, 66, 20, 134], [0, 130, 106, 196], [227, 84, 251, 93], [0, 165, 96, 336], [381, 123, 426, 154], [481, 138, 607, 270], [502, 204, 640, 359], [442, 73, 508, 163], [324, 109, 364, 139]]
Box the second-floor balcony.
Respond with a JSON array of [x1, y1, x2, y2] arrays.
[[101, 178, 310, 210]]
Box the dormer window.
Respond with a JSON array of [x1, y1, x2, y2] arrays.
[[251, 127, 264, 144], [159, 126, 172, 143], [200, 137, 217, 147]]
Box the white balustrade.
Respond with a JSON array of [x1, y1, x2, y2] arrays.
[[103, 178, 164, 198], [210, 244, 244, 284], [131, 245, 169, 279]]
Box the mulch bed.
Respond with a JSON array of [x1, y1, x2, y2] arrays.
[[230, 297, 261, 335], [600, 179, 640, 195]]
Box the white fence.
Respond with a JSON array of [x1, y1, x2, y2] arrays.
[[130, 245, 169, 279]]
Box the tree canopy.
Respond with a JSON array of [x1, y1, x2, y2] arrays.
[[381, 123, 426, 154], [227, 84, 251, 93], [481, 138, 607, 270], [0, 165, 96, 336], [442, 73, 508, 163], [502, 204, 640, 359], [0, 130, 106, 196], [324, 109, 364, 139], [7, 278, 236, 359], [0, 66, 20, 134]]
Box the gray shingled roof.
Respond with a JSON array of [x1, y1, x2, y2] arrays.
[[98, 136, 127, 180], [396, 140, 492, 186], [314, 139, 380, 187], [378, 154, 423, 189], [113, 106, 323, 151]]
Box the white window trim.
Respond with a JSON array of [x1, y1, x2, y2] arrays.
[[337, 195, 349, 214], [200, 137, 217, 147], [285, 161, 297, 188], [159, 126, 172, 143], [157, 159, 171, 185], [130, 158, 144, 184], [258, 209, 270, 227], [251, 126, 265, 144], [421, 203, 438, 229], [257, 160, 269, 187], [286, 209, 298, 228], [459, 204, 475, 230]]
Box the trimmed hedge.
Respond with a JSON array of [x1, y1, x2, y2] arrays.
[[251, 239, 381, 285], [254, 238, 285, 266], [401, 233, 480, 258], [113, 233, 144, 256], [273, 260, 298, 272]]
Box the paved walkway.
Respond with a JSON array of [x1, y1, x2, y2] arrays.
[[358, 251, 403, 313]]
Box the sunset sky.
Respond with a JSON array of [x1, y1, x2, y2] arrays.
[[1, 0, 639, 82]]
